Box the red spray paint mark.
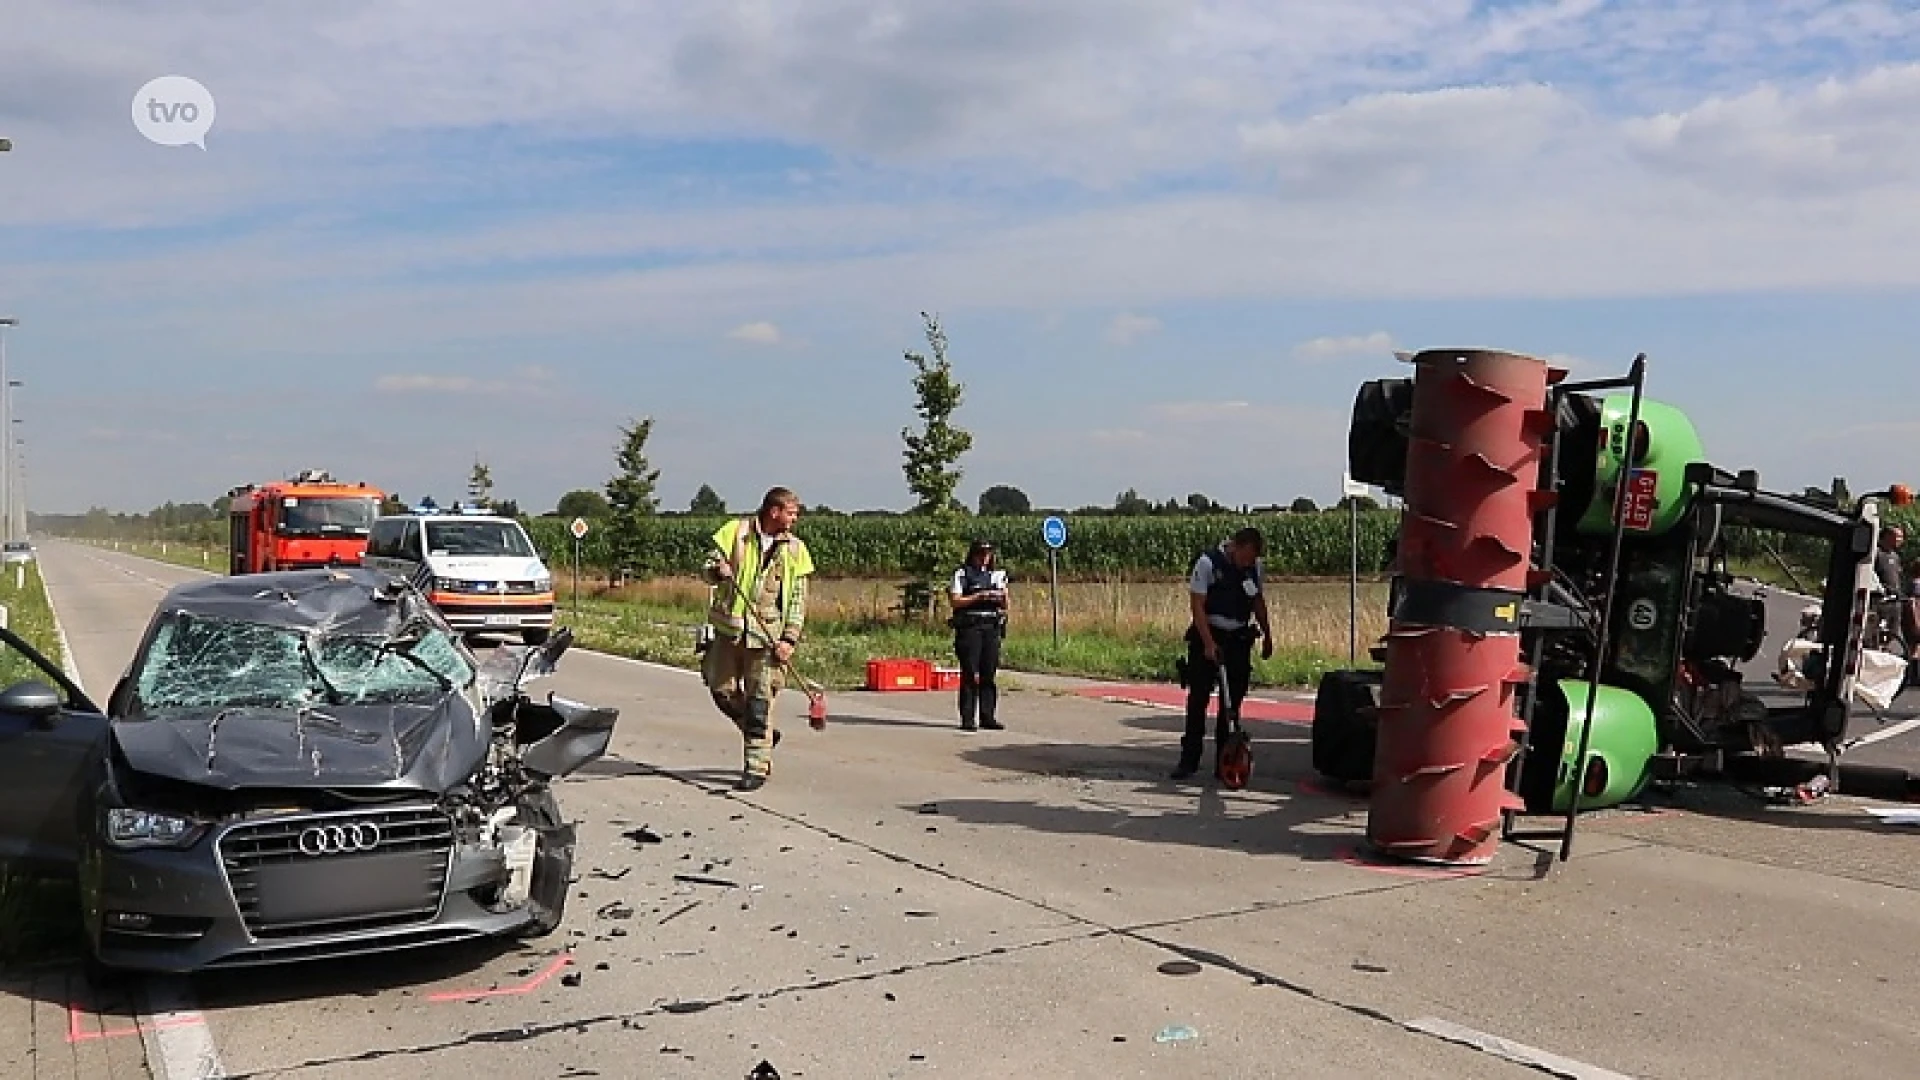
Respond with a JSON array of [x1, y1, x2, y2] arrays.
[[428, 952, 573, 1003], [1295, 777, 1368, 800], [1335, 844, 1486, 880], [1070, 683, 1313, 725], [66, 1001, 205, 1044]]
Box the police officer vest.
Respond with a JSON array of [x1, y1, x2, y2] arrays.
[[953, 564, 1007, 626], [1199, 547, 1256, 625]]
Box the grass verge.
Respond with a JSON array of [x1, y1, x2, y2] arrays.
[[0, 556, 85, 970], [72, 539, 1389, 688]]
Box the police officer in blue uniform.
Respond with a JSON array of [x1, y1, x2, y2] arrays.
[[949, 538, 1009, 731], [1174, 527, 1273, 780]]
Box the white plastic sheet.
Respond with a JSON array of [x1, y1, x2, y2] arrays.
[[1775, 638, 1907, 712]]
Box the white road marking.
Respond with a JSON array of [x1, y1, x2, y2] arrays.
[[40, 543, 229, 1080], [1406, 1016, 1637, 1080], [1848, 715, 1920, 748], [138, 978, 228, 1080]]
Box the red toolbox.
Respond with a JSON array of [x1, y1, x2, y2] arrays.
[[866, 658, 933, 691], [931, 667, 962, 691]]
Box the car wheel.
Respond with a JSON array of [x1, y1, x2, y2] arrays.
[[522, 628, 550, 647]]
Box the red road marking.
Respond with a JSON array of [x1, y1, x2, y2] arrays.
[[428, 952, 573, 1002], [66, 1001, 205, 1044], [1335, 844, 1486, 880], [1295, 777, 1368, 800], [1070, 683, 1313, 725]]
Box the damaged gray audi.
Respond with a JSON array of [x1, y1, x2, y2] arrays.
[[0, 567, 618, 976]]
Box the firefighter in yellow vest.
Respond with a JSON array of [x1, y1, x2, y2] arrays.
[[701, 486, 815, 790]]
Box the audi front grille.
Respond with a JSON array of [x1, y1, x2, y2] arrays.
[[217, 807, 454, 940]]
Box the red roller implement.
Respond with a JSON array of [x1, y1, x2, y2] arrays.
[[1367, 348, 1557, 866]]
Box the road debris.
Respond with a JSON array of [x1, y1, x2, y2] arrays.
[[675, 873, 741, 888], [659, 901, 702, 925], [1154, 1025, 1200, 1044], [589, 867, 632, 881], [1157, 960, 1202, 976], [595, 901, 635, 920], [747, 1062, 782, 1079]]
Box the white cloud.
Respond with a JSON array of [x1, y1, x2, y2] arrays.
[[1240, 84, 1585, 196], [1294, 331, 1397, 363], [727, 320, 783, 345], [373, 368, 556, 397], [1622, 63, 1920, 196], [1105, 313, 1162, 345]]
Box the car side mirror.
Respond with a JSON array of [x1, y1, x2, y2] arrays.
[[0, 679, 65, 724], [539, 627, 574, 667]]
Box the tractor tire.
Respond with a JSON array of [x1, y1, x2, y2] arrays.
[[1312, 669, 1381, 784]]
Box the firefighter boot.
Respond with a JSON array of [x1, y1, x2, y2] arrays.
[[738, 696, 775, 791]]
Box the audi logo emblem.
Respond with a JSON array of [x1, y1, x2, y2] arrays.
[[298, 822, 382, 856]]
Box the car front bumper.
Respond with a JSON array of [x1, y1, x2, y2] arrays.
[[86, 805, 534, 973]]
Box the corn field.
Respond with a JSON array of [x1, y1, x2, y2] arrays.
[[527, 511, 1406, 579]]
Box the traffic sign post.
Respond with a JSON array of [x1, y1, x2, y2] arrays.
[[569, 517, 589, 615], [1042, 516, 1068, 648]]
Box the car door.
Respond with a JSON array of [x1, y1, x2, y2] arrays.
[[0, 625, 107, 870]]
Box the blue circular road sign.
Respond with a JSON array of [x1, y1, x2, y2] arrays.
[[1042, 515, 1068, 549]]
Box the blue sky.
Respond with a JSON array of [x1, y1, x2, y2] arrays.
[[2, 1, 1918, 516]]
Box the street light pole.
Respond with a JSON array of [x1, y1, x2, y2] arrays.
[[0, 318, 15, 546]]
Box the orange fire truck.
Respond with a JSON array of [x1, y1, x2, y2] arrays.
[[227, 469, 386, 574]]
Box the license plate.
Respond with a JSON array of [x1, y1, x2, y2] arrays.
[[485, 614, 515, 626]]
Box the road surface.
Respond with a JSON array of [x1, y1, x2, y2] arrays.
[[8, 539, 1920, 1079]]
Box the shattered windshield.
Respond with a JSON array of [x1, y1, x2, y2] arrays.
[[424, 519, 536, 557], [133, 614, 474, 711], [277, 496, 378, 538]]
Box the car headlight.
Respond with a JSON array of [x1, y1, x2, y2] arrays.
[[532, 574, 552, 592], [104, 808, 206, 849], [433, 577, 475, 592]]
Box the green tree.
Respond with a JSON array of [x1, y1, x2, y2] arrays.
[[898, 312, 974, 616], [554, 489, 611, 519], [1113, 488, 1152, 515], [978, 484, 1031, 516], [690, 483, 727, 515], [1289, 496, 1318, 513], [605, 417, 662, 578], [467, 458, 494, 507]]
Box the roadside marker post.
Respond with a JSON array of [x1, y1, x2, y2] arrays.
[[569, 517, 589, 616], [1042, 515, 1068, 648]]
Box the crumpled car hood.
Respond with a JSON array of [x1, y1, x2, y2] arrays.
[[109, 695, 486, 793]]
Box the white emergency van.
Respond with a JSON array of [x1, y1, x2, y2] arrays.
[[363, 508, 555, 644]]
